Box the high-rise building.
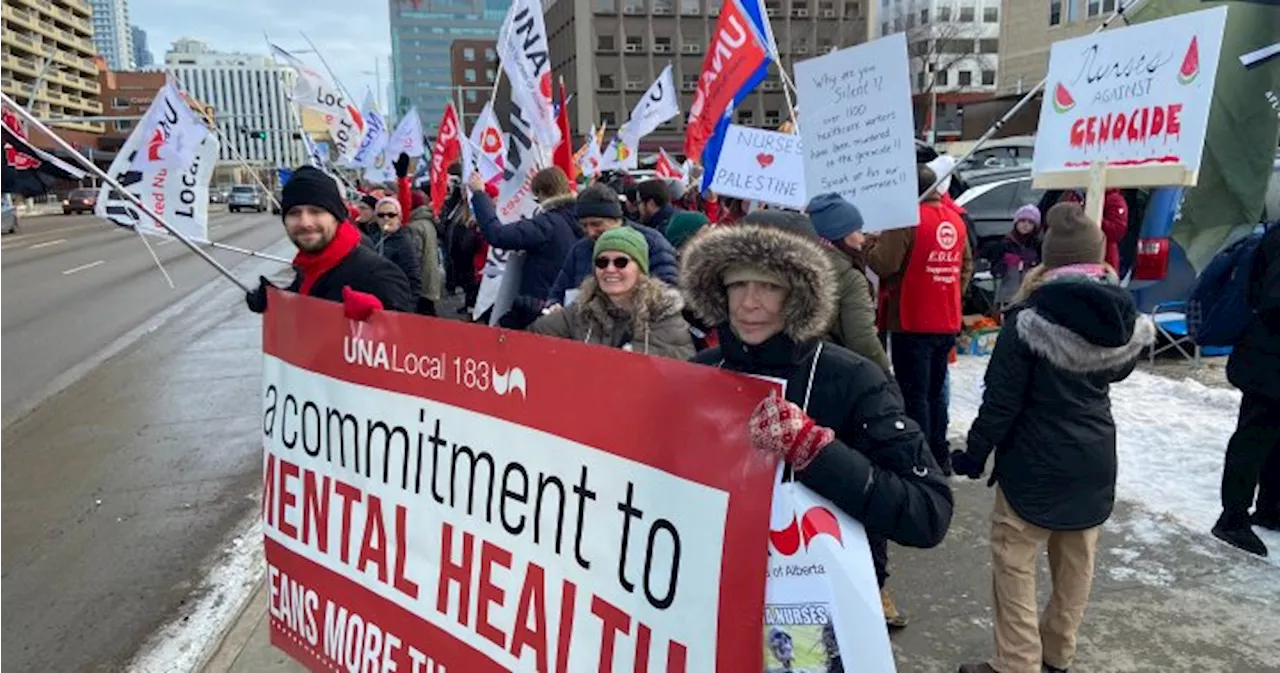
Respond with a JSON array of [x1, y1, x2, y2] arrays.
[[89, 0, 135, 70], [449, 40, 499, 130], [164, 38, 307, 168], [545, 0, 871, 150], [1, 0, 104, 135], [131, 24, 152, 69], [877, 0, 1001, 140], [95, 58, 165, 153], [388, 0, 508, 130], [997, 0, 1116, 97]]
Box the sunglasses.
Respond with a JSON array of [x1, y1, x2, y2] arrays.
[[594, 256, 631, 270], [376, 212, 399, 219]]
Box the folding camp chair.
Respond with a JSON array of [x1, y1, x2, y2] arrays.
[[1149, 300, 1200, 365]]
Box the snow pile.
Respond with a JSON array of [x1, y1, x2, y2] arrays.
[[949, 356, 1280, 564]]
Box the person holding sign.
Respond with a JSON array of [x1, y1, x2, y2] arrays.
[[681, 225, 953, 550], [866, 165, 974, 475], [529, 227, 694, 359]]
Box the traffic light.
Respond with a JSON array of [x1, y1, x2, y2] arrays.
[[249, 131, 267, 140]]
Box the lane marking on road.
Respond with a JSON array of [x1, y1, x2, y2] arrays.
[[156, 237, 176, 246], [61, 260, 106, 275], [28, 238, 66, 250]]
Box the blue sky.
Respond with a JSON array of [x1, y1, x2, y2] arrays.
[[130, 0, 393, 111]]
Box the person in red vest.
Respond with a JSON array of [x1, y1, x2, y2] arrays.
[[1059, 188, 1128, 271], [865, 164, 973, 475]]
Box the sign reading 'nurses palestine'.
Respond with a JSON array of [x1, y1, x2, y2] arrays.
[[1031, 6, 1227, 176]]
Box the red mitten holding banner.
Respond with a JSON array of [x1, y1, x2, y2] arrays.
[[342, 286, 383, 321], [484, 183, 499, 199], [748, 391, 835, 470]]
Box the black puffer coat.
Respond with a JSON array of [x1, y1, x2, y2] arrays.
[[1226, 225, 1280, 400], [472, 192, 584, 302], [374, 226, 423, 299], [966, 272, 1155, 530], [682, 224, 952, 549]]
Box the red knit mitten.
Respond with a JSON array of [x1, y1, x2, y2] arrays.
[[342, 286, 383, 321], [748, 391, 835, 470]]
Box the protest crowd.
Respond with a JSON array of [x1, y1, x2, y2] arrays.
[[5, 1, 1274, 670]]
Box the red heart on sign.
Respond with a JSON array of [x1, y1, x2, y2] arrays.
[[756, 153, 775, 168]]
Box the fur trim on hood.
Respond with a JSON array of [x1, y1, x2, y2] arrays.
[[577, 274, 685, 339], [540, 193, 578, 212], [1016, 309, 1154, 373], [679, 224, 837, 342]]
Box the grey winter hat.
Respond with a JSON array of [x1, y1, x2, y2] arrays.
[[576, 183, 624, 219], [1043, 202, 1105, 269], [805, 193, 864, 241]]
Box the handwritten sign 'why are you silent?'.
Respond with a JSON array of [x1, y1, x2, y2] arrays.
[[1032, 5, 1226, 177], [795, 33, 917, 233], [710, 125, 807, 209]]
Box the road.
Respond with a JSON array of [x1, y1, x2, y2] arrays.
[[1, 207, 287, 420], [2, 207, 291, 672]]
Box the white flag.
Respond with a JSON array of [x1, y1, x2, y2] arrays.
[[496, 0, 559, 150], [271, 44, 366, 162], [96, 131, 219, 242], [624, 65, 680, 141], [599, 133, 637, 172], [470, 102, 505, 184], [352, 92, 388, 168], [386, 107, 425, 159], [579, 124, 603, 177], [473, 103, 541, 321], [130, 83, 211, 173], [362, 150, 395, 184]]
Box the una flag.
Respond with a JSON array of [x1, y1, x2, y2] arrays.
[[624, 65, 681, 141], [1, 111, 86, 196], [128, 82, 211, 173], [469, 102, 505, 186], [96, 122, 219, 242], [496, 0, 560, 151], [352, 92, 388, 168], [577, 124, 603, 177], [363, 150, 394, 184], [429, 103, 461, 216], [386, 106, 425, 159], [685, 0, 773, 190], [270, 44, 366, 162], [655, 148, 679, 179]]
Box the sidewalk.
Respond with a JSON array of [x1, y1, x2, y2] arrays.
[[204, 358, 1280, 673]]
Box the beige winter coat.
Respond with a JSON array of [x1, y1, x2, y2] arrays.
[[529, 275, 695, 360]]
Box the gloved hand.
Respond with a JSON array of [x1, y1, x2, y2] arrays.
[[342, 286, 383, 321], [393, 152, 410, 178], [245, 276, 273, 314], [748, 391, 835, 470], [950, 450, 985, 479]]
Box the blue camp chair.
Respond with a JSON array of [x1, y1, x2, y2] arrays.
[[1149, 301, 1200, 365]]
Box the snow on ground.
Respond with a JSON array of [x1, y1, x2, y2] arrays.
[[948, 355, 1280, 566]]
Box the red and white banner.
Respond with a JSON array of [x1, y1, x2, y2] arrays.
[[261, 291, 778, 672]]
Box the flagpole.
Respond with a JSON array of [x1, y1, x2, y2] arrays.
[[1, 93, 252, 292], [299, 31, 359, 108], [209, 241, 291, 263]]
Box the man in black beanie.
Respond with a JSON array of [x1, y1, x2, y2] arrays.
[[354, 193, 380, 240], [245, 166, 413, 317]]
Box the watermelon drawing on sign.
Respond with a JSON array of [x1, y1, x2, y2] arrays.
[[1177, 36, 1200, 85], [1051, 83, 1075, 113]]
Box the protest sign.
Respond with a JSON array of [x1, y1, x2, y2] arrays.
[[1031, 6, 1227, 181], [795, 33, 916, 233], [261, 291, 779, 672], [709, 125, 806, 209]]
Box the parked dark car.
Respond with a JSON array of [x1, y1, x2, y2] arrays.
[[954, 168, 1045, 255], [62, 188, 97, 215], [227, 185, 265, 213], [271, 186, 283, 214]]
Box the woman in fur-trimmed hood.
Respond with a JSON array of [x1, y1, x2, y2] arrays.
[[952, 203, 1155, 673], [530, 228, 694, 360], [681, 224, 954, 558]]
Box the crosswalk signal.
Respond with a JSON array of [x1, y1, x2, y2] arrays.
[[248, 130, 267, 140]]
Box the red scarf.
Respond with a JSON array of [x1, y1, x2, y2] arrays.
[[293, 222, 361, 295]]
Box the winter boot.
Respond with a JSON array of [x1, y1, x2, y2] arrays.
[[881, 587, 908, 630], [1250, 510, 1280, 532], [956, 663, 998, 673], [1043, 664, 1069, 673], [1212, 518, 1268, 556]]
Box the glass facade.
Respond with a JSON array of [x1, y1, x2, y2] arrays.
[[389, 0, 509, 129]]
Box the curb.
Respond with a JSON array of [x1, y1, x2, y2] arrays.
[[198, 578, 268, 673]]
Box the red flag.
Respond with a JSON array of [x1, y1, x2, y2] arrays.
[[429, 103, 460, 217], [683, 0, 772, 162], [654, 148, 678, 179], [552, 77, 577, 185]]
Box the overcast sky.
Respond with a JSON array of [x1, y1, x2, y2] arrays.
[[131, 0, 392, 110]]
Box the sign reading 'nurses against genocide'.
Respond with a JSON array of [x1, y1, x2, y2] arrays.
[[259, 291, 779, 672], [796, 33, 917, 233], [710, 125, 807, 209]]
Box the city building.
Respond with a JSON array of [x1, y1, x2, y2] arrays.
[[448, 39, 499, 130], [388, 0, 508, 130], [0, 0, 105, 140], [89, 0, 134, 70], [997, 0, 1116, 97], [545, 0, 871, 152], [95, 56, 164, 154], [131, 24, 152, 69], [876, 0, 1001, 140], [164, 38, 307, 170]]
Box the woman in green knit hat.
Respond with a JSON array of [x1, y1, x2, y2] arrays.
[[665, 210, 710, 253], [530, 227, 694, 359]]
